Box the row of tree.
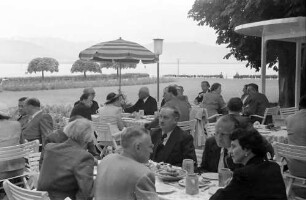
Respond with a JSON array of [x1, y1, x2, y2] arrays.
[[27, 57, 136, 79]]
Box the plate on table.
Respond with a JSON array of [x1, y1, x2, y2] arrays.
[[122, 117, 134, 121], [201, 173, 218, 180], [178, 178, 211, 188], [155, 181, 176, 194], [259, 130, 271, 134], [156, 168, 187, 182]]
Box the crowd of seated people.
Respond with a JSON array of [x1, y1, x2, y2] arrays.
[[2, 82, 304, 200]]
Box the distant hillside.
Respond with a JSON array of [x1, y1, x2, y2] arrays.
[[0, 37, 238, 64]]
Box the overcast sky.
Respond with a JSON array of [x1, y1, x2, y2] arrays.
[[0, 0, 219, 45]]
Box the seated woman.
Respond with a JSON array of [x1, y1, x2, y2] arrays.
[[210, 128, 287, 200], [201, 83, 227, 122], [98, 92, 125, 142], [37, 118, 94, 200], [0, 102, 25, 179]]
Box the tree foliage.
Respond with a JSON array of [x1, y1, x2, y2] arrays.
[[71, 60, 101, 78], [27, 57, 59, 79], [188, 0, 306, 106]]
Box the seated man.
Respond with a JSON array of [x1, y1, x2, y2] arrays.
[[124, 87, 157, 115], [194, 81, 210, 105], [199, 115, 243, 173], [242, 83, 269, 119], [227, 97, 252, 127], [150, 106, 197, 167], [95, 126, 158, 200], [74, 87, 99, 115], [199, 115, 274, 173], [71, 93, 93, 120]]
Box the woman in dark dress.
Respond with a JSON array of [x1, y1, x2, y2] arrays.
[[210, 128, 287, 200]]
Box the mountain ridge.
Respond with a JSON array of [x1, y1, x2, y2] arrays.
[[0, 37, 239, 64]]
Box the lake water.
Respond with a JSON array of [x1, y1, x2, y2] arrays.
[[0, 62, 278, 78]]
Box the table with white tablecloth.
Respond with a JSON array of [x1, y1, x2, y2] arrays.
[[257, 127, 288, 144], [122, 116, 154, 127]]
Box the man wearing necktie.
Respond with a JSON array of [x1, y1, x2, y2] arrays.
[[199, 115, 242, 173], [150, 106, 197, 167]]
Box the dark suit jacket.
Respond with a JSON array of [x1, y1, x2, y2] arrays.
[[243, 92, 269, 116], [150, 126, 197, 167], [70, 102, 92, 120], [124, 96, 158, 115], [210, 156, 287, 200], [199, 137, 241, 173], [74, 100, 99, 115], [37, 139, 94, 200]]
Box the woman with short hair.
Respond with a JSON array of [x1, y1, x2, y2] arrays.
[[210, 128, 287, 200], [37, 118, 94, 200]]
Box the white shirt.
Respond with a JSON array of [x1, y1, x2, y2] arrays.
[[143, 96, 149, 104], [161, 129, 174, 145]]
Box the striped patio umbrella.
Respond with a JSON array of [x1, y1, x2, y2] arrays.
[[79, 37, 157, 92]]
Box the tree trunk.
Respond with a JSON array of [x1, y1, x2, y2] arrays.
[[42, 70, 44, 80], [301, 46, 306, 98], [278, 42, 296, 107], [84, 71, 87, 78], [117, 67, 119, 79]]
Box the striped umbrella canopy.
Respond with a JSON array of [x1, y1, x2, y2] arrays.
[[79, 38, 157, 93], [79, 37, 156, 64]]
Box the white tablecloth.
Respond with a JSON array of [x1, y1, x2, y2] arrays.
[[257, 128, 288, 144], [157, 178, 217, 200], [122, 117, 153, 127]]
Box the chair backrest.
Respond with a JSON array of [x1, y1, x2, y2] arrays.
[[273, 142, 306, 162], [92, 116, 113, 142], [195, 149, 203, 167], [262, 106, 280, 124], [3, 179, 50, 200], [279, 107, 298, 119], [177, 119, 196, 134], [205, 122, 216, 137], [0, 140, 40, 162], [25, 152, 41, 172]]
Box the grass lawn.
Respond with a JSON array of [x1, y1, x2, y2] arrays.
[[0, 78, 278, 108]]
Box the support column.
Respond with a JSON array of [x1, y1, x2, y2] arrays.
[[261, 37, 267, 94], [295, 41, 302, 107]]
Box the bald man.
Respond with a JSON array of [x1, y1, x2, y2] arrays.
[[124, 87, 157, 115]]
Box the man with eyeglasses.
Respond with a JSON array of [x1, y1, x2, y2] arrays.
[[74, 87, 99, 114], [199, 115, 243, 173]]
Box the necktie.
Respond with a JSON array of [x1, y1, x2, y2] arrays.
[[156, 134, 167, 154], [218, 148, 225, 171]]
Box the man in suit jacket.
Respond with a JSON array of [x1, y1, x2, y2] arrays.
[[124, 87, 158, 115], [95, 126, 158, 200], [17, 97, 29, 132], [199, 115, 242, 172], [150, 106, 197, 167], [22, 98, 53, 148], [242, 83, 269, 117]]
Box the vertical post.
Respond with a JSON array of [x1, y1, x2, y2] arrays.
[[261, 37, 267, 94], [157, 55, 160, 102], [295, 40, 302, 107], [177, 58, 180, 76], [119, 63, 122, 93]]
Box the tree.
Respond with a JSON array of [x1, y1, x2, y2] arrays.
[[71, 60, 101, 78], [189, 0, 306, 106], [27, 57, 59, 79]]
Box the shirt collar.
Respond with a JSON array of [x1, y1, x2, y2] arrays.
[[143, 96, 149, 103]]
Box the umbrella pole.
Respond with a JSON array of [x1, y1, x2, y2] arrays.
[[119, 63, 122, 93]]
